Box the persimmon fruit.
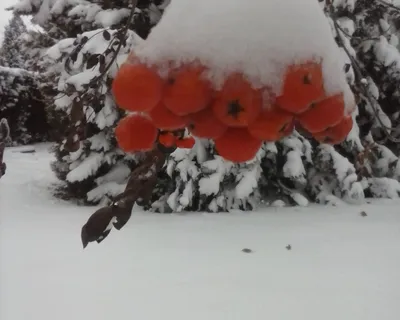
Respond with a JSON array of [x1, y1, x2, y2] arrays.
[[112, 63, 164, 112], [214, 128, 263, 163], [297, 93, 345, 133], [163, 64, 213, 116], [279, 119, 295, 138], [115, 114, 158, 152], [313, 131, 331, 143], [148, 102, 188, 130], [327, 116, 353, 143], [158, 131, 176, 148], [176, 136, 196, 149], [313, 116, 353, 144], [248, 107, 293, 141], [212, 73, 262, 127], [276, 61, 325, 114], [188, 107, 227, 139]]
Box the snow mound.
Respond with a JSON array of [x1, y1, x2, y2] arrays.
[[135, 0, 355, 112]]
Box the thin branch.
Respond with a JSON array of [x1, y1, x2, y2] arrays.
[[58, 0, 138, 148], [334, 20, 380, 42], [64, 28, 108, 75], [334, 18, 392, 42], [330, 5, 400, 143], [375, 0, 400, 12], [95, 0, 138, 79]]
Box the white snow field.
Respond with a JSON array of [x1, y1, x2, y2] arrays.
[[1, 144, 400, 320]]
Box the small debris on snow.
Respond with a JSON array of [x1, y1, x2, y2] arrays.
[[360, 211, 368, 217], [19, 150, 36, 154], [11, 146, 36, 153], [286, 245, 292, 251], [242, 248, 253, 254]]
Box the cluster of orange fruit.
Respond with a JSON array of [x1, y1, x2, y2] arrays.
[[112, 57, 353, 163]]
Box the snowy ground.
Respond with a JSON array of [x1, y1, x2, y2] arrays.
[[1, 144, 400, 320]]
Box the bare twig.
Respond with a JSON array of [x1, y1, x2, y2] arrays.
[[330, 5, 400, 143], [95, 0, 138, 79], [334, 19, 392, 42], [375, 0, 400, 12], [59, 0, 138, 149]]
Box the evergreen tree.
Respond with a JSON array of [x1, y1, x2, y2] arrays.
[[12, 0, 170, 203], [0, 13, 27, 68], [17, 28, 66, 141], [0, 13, 56, 145], [11, 0, 400, 209], [322, 0, 400, 199], [146, 0, 400, 212], [0, 67, 50, 144]]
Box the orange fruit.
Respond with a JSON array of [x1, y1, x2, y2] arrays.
[[112, 63, 164, 112], [313, 131, 331, 143], [115, 114, 158, 152], [188, 107, 227, 139], [176, 136, 196, 149], [148, 102, 188, 130], [276, 61, 325, 114], [313, 116, 353, 144], [279, 119, 295, 138], [214, 128, 263, 163], [163, 64, 213, 116], [212, 73, 262, 127], [248, 107, 293, 141], [328, 116, 353, 143], [158, 131, 176, 148], [297, 93, 345, 133]]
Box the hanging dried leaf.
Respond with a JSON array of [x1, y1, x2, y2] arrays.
[[64, 131, 80, 152], [70, 99, 84, 123], [70, 50, 78, 63], [99, 55, 106, 73], [86, 54, 100, 69], [80, 36, 89, 45], [103, 30, 111, 41]]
